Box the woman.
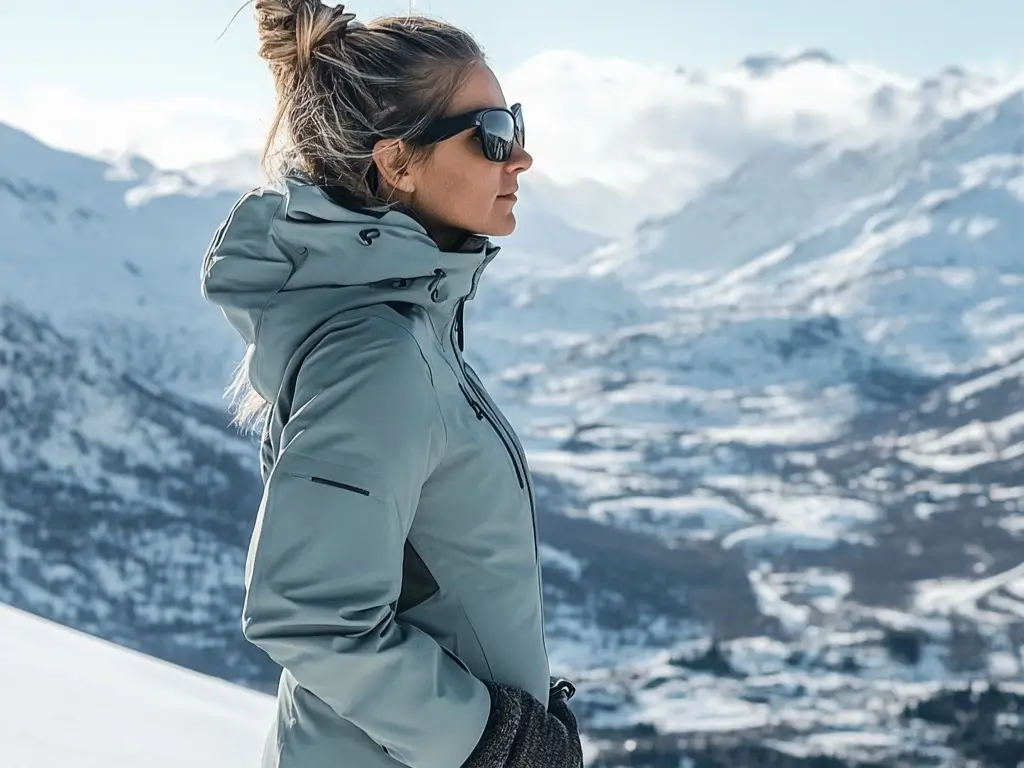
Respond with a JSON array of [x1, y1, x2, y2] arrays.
[[201, 2, 583, 767]]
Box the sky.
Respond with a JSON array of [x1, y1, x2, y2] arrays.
[[2, 0, 1023, 171]]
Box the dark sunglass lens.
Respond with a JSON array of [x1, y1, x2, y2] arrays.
[[513, 105, 525, 149], [479, 110, 515, 161]]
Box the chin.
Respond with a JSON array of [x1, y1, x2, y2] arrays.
[[479, 212, 517, 238]]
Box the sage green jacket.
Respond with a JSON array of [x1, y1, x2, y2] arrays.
[[202, 178, 549, 768]]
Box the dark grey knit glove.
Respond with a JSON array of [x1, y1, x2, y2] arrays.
[[460, 679, 583, 768]]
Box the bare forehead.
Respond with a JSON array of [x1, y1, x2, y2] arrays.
[[446, 63, 507, 114]]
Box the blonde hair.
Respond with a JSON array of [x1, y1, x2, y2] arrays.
[[226, 0, 485, 431]]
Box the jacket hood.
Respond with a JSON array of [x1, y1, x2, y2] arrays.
[[201, 177, 499, 401]]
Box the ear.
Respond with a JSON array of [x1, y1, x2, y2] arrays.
[[372, 138, 416, 195]]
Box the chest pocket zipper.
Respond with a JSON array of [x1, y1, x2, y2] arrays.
[[449, 301, 529, 492], [457, 382, 525, 489]]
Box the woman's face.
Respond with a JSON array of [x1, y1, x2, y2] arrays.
[[384, 63, 533, 246]]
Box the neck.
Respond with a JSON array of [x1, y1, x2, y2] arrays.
[[314, 178, 475, 253], [390, 193, 470, 252], [429, 223, 471, 253]]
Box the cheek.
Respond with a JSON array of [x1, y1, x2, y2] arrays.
[[424, 150, 501, 216]]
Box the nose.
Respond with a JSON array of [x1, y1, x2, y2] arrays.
[[507, 142, 533, 173]]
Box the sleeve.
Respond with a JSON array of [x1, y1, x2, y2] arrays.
[[240, 315, 491, 768]]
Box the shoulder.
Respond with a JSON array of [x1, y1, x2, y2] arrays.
[[304, 306, 431, 378], [293, 307, 440, 424], [281, 307, 448, 474]]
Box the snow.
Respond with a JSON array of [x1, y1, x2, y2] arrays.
[[641, 687, 773, 734], [0, 603, 273, 768], [999, 515, 1024, 535], [915, 563, 1024, 620], [5, 50, 1024, 768], [749, 568, 813, 631], [585, 495, 751, 536], [776, 728, 899, 759], [723, 524, 853, 554], [948, 355, 1024, 403], [539, 542, 587, 579], [749, 567, 854, 632]]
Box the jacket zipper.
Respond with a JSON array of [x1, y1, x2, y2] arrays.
[[457, 383, 524, 489], [463, 369, 533, 493], [449, 297, 548, 661], [449, 303, 536, 528]]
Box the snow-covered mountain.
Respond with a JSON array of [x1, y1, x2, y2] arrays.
[[0, 295, 711, 682], [0, 122, 244, 400], [0, 300, 278, 686], [0, 120, 605, 403], [469, 81, 1024, 766], [502, 49, 1009, 231], [3, 53, 1024, 767], [68, 48, 1014, 239]]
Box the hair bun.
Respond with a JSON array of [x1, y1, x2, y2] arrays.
[[255, 0, 358, 72]]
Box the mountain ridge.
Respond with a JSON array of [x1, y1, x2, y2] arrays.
[[2, 53, 1023, 767]]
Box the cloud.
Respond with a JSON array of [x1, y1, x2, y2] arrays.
[[965, 56, 1024, 81], [499, 51, 910, 199], [0, 85, 268, 169], [3, 51, 1019, 221], [497, 50, 1024, 215]]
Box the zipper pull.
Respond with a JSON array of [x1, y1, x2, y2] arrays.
[[549, 678, 576, 702], [458, 383, 486, 420]]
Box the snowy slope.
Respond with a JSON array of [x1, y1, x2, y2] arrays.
[[1, 603, 273, 768]]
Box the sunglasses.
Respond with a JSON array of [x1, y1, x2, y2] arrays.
[[414, 103, 525, 162]]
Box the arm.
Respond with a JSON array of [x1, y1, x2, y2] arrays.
[[240, 314, 490, 768]]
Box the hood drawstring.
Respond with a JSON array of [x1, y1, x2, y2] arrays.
[[428, 268, 447, 303]]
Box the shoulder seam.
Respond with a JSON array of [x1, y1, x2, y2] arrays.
[[323, 310, 450, 463]]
